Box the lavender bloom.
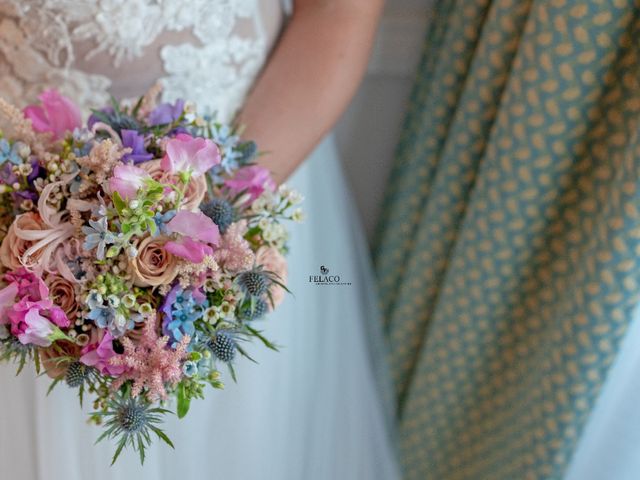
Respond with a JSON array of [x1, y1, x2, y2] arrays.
[[148, 99, 185, 126], [11, 190, 37, 209], [0, 163, 18, 186], [121, 130, 153, 164]]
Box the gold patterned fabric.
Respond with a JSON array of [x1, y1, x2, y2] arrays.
[[373, 0, 640, 478]]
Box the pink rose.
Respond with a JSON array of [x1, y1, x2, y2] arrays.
[[23, 89, 82, 140], [161, 133, 220, 177], [225, 165, 276, 202], [109, 164, 151, 200], [256, 246, 288, 308], [80, 332, 126, 377]]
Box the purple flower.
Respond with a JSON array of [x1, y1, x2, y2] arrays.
[[0, 163, 18, 185], [149, 99, 185, 126], [121, 129, 153, 164]]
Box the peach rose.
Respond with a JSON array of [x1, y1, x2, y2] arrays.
[[139, 159, 206, 211], [129, 235, 179, 287], [46, 275, 78, 320], [39, 340, 82, 379], [256, 246, 288, 308], [0, 212, 45, 270]]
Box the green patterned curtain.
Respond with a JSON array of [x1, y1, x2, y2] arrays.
[[374, 0, 640, 478]]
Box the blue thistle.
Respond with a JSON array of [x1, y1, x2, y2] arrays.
[[237, 270, 270, 298], [96, 396, 173, 465], [238, 298, 268, 321], [208, 331, 237, 363], [200, 198, 234, 233], [65, 361, 93, 388]]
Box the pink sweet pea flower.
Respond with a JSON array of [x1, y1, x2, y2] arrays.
[[109, 164, 151, 200], [23, 89, 82, 140], [162, 133, 220, 178], [0, 283, 18, 323], [16, 307, 54, 347], [4, 268, 49, 302], [7, 300, 69, 347], [166, 236, 214, 264], [225, 165, 276, 202], [80, 332, 126, 376], [165, 210, 220, 263]]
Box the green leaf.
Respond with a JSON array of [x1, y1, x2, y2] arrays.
[[151, 426, 175, 449], [111, 437, 127, 466], [176, 383, 191, 419], [137, 435, 146, 465], [246, 326, 280, 352], [46, 378, 61, 396], [112, 191, 126, 214]]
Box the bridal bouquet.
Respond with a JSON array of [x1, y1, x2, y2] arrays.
[[0, 88, 303, 463]]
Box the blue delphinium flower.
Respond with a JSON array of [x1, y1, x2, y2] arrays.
[[82, 216, 116, 260], [0, 139, 23, 165], [86, 296, 142, 338], [161, 285, 208, 348], [182, 361, 198, 377], [152, 210, 176, 237]]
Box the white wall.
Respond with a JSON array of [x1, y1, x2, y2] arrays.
[[335, 1, 431, 242]]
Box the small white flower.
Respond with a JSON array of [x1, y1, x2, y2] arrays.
[[250, 196, 267, 212], [114, 314, 127, 329], [258, 217, 271, 230], [278, 184, 291, 197], [291, 208, 305, 223], [129, 200, 140, 209], [263, 224, 277, 242], [107, 295, 121, 308], [288, 190, 304, 205]]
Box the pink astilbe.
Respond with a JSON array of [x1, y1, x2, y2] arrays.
[[110, 315, 190, 402], [212, 220, 255, 272]]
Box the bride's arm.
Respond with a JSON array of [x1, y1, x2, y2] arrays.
[[238, 0, 384, 183]]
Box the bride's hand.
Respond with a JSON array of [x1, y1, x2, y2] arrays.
[[238, 0, 384, 184]]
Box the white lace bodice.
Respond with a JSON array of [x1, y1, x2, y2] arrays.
[[0, 0, 285, 121]]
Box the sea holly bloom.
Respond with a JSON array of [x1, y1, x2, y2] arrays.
[[109, 164, 152, 200], [225, 165, 276, 202], [23, 89, 82, 140], [165, 210, 220, 263], [121, 130, 153, 164], [162, 133, 220, 179]]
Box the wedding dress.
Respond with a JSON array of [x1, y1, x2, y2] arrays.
[[0, 1, 400, 479]]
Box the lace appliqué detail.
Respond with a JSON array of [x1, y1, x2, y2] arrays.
[[0, 0, 267, 120]]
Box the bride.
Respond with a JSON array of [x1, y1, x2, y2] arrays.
[[0, 0, 400, 479]]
